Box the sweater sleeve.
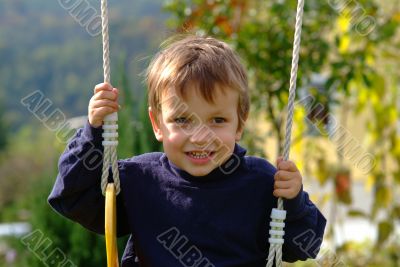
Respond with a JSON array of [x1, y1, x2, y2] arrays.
[[281, 188, 327, 262], [48, 121, 130, 237]]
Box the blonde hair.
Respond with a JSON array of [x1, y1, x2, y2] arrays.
[[146, 35, 249, 130]]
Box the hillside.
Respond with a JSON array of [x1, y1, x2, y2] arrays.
[[0, 0, 169, 130]]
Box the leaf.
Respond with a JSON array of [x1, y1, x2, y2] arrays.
[[365, 54, 375, 67], [337, 14, 351, 34], [377, 221, 393, 244], [315, 158, 331, 186], [375, 182, 391, 208], [388, 107, 398, 124], [355, 86, 368, 114], [394, 170, 400, 184], [339, 35, 351, 54], [394, 12, 400, 23], [361, 73, 372, 88], [391, 206, 400, 219], [347, 209, 367, 218]]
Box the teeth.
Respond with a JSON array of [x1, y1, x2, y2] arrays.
[[189, 151, 209, 159]]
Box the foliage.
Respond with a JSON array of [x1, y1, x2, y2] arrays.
[[288, 238, 400, 266], [6, 174, 110, 267], [0, 126, 57, 221], [0, 0, 166, 131], [116, 56, 163, 159], [0, 102, 7, 152], [165, 0, 336, 155]]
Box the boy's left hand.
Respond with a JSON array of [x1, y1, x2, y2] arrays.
[[273, 157, 303, 199]]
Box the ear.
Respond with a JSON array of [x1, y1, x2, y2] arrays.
[[235, 116, 247, 141], [235, 129, 243, 142], [148, 107, 163, 142], [235, 127, 244, 141]]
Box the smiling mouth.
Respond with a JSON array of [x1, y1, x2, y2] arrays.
[[185, 151, 215, 159]]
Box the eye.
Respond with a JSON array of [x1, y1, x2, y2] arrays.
[[213, 117, 226, 124], [174, 117, 189, 124]]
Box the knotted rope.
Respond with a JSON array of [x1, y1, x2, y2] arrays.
[[266, 0, 305, 266], [100, 0, 120, 196]]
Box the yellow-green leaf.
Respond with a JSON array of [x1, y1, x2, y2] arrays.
[[339, 35, 351, 54], [377, 221, 393, 244], [394, 12, 400, 23], [337, 14, 351, 33]]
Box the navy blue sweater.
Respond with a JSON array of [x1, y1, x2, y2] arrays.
[[48, 122, 326, 266]]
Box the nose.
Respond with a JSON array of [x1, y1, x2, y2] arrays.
[[189, 126, 213, 148]]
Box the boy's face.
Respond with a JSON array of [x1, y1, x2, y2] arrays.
[[149, 85, 244, 177]]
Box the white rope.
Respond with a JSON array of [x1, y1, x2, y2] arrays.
[[100, 0, 120, 195], [266, 0, 305, 266]]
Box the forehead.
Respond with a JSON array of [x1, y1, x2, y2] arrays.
[[160, 85, 239, 115]]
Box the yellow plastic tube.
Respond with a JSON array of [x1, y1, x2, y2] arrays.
[[105, 183, 119, 267]]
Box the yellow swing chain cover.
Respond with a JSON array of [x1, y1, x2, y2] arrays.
[[105, 183, 119, 267]]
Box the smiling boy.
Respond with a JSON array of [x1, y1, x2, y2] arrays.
[[149, 85, 243, 177], [49, 35, 326, 266]]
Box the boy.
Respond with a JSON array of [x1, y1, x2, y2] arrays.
[[49, 35, 326, 266]]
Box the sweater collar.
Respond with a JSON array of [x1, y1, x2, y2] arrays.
[[165, 143, 247, 183]]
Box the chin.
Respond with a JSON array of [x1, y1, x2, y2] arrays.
[[187, 168, 213, 177]]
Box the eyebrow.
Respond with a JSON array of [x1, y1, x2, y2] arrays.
[[208, 109, 232, 116], [166, 109, 189, 118]]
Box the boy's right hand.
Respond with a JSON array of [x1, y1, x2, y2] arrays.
[[88, 83, 119, 128]]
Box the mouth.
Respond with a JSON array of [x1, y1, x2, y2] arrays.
[[185, 151, 215, 159]]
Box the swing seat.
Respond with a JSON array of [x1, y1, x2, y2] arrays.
[[105, 183, 119, 267]]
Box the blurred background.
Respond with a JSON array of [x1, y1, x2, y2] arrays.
[[0, 0, 399, 266]]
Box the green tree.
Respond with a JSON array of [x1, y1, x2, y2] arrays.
[[116, 56, 163, 159], [165, 0, 336, 156], [0, 102, 8, 152]]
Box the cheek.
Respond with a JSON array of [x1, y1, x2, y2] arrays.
[[214, 128, 238, 142], [164, 129, 187, 146]]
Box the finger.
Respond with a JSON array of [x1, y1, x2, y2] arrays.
[[276, 156, 284, 167], [274, 170, 297, 181], [94, 83, 113, 94], [91, 106, 118, 118], [277, 160, 298, 172], [93, 90, 118, 101], [90, 99, 119, 110], [113, 88, 119, 100], [274, 180, 292, 190], [273, 188, 298, 199]]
